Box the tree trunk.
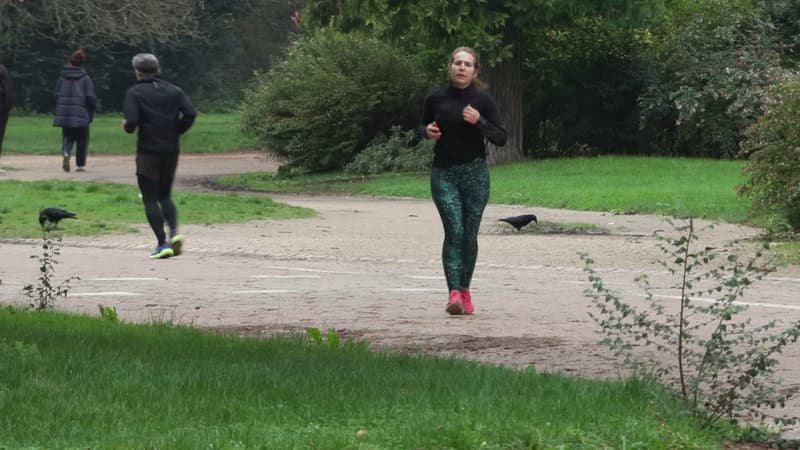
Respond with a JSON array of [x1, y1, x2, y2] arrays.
[[486, 26, 525, 165]]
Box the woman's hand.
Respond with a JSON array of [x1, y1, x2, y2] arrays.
[[463, 104, 480, 125], [426, 121, 441, 140]]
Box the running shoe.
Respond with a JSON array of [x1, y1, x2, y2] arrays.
[[62, 155, 70, 172], [461, 288, 475, 315], [446, 290, 464, 315], [169, 234, 185, 256], [150, 244, 174, 259], [76, 167, 85, 172]]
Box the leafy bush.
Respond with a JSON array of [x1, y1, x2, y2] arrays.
[[738, 79, 800, 232], [239, 28, 434, 172], [581, 219, 800, 426], [639, 5, 790, 158], [344, 126, 433, 175]]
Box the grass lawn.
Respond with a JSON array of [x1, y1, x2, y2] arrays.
[[2, 113, 262, 155], [0, 307, 744, 449], [219, 155, 752, 224], [0, 180, 314, 238]]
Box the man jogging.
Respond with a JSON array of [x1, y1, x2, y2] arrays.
[[123, 53, 197, 259]]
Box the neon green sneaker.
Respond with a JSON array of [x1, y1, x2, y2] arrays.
[[169, 234, 185, 256], [149, 244, 174, 259]]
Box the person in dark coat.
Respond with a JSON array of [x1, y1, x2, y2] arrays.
[[53, 49, 96, 172], [123, 53, 197, 259], [0, 49, 13, 173]]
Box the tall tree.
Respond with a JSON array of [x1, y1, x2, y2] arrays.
[[304, 0, 528, 164], [303, 0, 666, 164]]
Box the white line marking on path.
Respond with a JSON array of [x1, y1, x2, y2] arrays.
[[87, 277, 162, 281], [262, 265, 367, 275], [231, 290, 300, 295], [654, 295, 800, 311], [69, 292, 142, 297], [249, 275, 320, 279], [384, 288, 446, 292], [764, 276, 800, 284], [404, 276, 444, 280]]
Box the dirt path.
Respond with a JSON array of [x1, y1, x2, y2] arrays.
[[2, 152, 800, 439]]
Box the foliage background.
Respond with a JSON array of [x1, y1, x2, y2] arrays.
[[3, 0, 800, 228]]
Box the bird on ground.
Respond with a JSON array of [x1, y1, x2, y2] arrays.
[[498, 214, 538, 231], [39, 207, 78, 230]]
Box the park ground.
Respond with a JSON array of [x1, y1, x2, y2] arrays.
[[2, 152, 800, 440]]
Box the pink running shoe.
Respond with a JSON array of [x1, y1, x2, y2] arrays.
[[446, 290, 464, 315], [460, 288, 475, 315]]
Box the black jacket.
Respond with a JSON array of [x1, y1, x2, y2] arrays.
[[123, 76, 197, 156], [420, 83, 507, 168], [53, 66, 96, 128], [0, 63, 12, 112]]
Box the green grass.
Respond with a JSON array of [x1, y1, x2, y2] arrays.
[[0, 180, 315, 238], [0, 307, 741, 449], [2, 113, 262, 154], [219, 155, 752, 224]]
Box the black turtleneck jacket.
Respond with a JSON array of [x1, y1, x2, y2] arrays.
[[420, 83, 507, 168], [123, 75, 197, 157]]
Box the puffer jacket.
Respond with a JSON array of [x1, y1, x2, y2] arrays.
[[0, 63, 12, 111], [53, 66, 96, 128]]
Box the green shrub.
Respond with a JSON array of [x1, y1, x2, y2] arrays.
[[582, 219, 799, 426], [738, 79, 800, 232], [640, 5, 789, 158], [239, 28, 434, 172], [345, 126, 433, 175]]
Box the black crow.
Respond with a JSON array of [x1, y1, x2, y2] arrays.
[[498, 214, 538, 231], [39, 207, 77, 230]]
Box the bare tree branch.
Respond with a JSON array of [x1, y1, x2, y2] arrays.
[[2, 0, 204, 47]]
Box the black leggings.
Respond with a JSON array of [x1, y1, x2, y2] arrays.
[[137, 175, 177, 245], [61, 127, 89, 167], [430, 158, 490, 291]]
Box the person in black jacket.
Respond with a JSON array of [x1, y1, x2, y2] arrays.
[[123, 53, 197, 259], [0, 49, 14, 173], [53, 49, 96, 172], [420, 47, 507, 316]]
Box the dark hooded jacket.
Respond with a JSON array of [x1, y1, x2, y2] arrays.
[[53, 66, 96, 128], [0, 63, 12, 112]]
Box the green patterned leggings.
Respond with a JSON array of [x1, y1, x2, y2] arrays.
[[430, 158, 490, 292]]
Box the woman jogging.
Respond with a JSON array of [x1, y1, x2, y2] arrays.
[[420, 46, 507, 315]]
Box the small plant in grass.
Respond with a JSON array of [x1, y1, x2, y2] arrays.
[[98, 304, 118, 322], [23, 233, 79, 310], [306, 327, 369, 352], [580, 218, 800, 427]]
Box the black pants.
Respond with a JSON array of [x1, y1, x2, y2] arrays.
[[0, 109, 8, 157], [137, 155, 179, 245], [61, 127, 89, 167]]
